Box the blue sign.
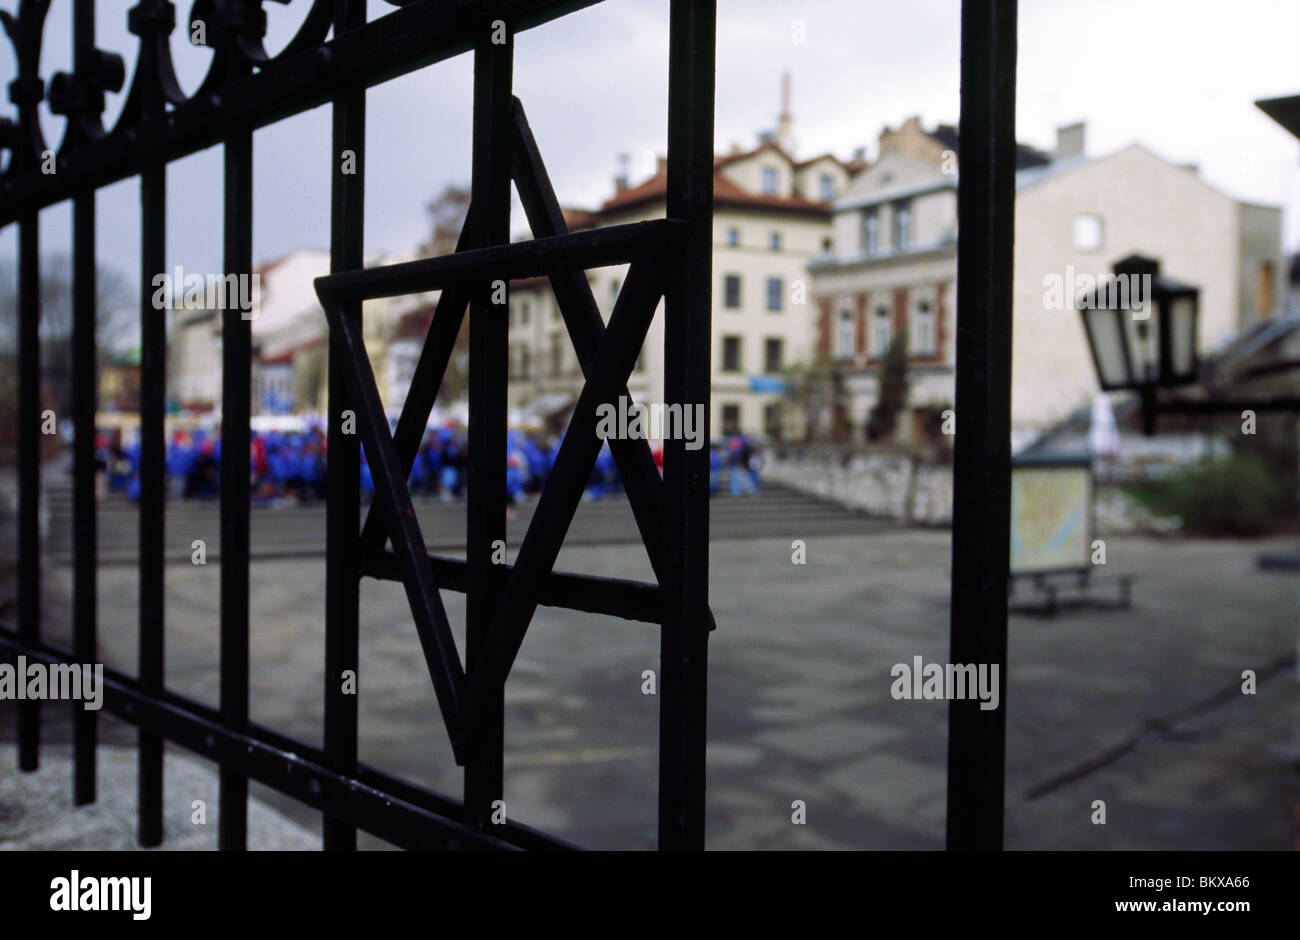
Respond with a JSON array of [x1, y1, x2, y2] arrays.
[[748, 375, 787, 393]]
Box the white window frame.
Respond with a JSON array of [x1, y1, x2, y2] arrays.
[[835, 309, 855, 361], [870, 306, 892, 358], [911, 299, 935, 355]]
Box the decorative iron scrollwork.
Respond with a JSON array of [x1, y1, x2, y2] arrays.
[[0, 0, 332, 183]]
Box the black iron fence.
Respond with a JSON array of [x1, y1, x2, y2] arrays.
[[0, 0, 1015, 851]]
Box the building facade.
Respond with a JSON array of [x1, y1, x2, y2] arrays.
[[811, 118, 1287, 441], [507, 137, 849, 441]]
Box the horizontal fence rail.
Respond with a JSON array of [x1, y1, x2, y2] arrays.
[[0, 0, 718, 851]]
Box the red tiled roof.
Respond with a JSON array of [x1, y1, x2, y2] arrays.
[[509, 275, 552, 290], [561, 207, 599, 230], [259, 334, 327, 365], [713, 139, 795, 170], [601, 168, 830, 215], [793, 151, 849, 171], [394, 306, 436, 339]]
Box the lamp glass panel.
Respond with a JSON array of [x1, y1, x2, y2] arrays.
[[1122, 300, 1160, 384], [1084, 307, 1129, 388], [1168, 296, 1197, 381]]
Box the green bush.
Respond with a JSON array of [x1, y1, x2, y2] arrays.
[[1123, 453, 1296, 536]]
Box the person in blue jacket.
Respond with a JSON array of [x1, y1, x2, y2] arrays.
[[523, 435, 548, 494], [418, 435, 442, 497], [359, 447, 375, 502], [299, 438, 326, 502]]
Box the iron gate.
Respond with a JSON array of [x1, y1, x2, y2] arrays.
[[0, 0, 1017, 852], [0, 0, 717, 851]]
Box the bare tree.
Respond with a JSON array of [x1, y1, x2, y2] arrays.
[[420, 183, 471, 258], [0, 253, 135, 419], [0, 252, 134, 356]]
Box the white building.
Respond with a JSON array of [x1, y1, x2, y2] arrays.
[[810, 118, 1287, 440], [507, 133, 852, 440]]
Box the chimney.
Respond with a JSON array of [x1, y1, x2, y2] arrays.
[[614, 152, 630, 193], [1055, 122, 1085, 161], [878, 116, 923, 156], [776, 71, 795, 152]]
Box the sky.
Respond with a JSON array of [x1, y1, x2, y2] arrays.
[[3, 0, 1300, 329]]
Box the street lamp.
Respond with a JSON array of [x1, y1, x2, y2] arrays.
[[1079, 254, 1200, 435], [1077, 248, 1300, 573]]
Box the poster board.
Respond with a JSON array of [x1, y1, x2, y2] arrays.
[[1009, 458, 1093, 576]]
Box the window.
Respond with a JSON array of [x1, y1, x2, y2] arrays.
[[862, 208, 880, 255], [520, 300, 530, 326], [912, 300, 935, 355], [519, 346, 530, 379], [763, 401, 783, 440], [721, 403, 741, 436], [549, 332, 562, 376], [835, 309, 855, 360], [764, 337, 783, 373], [819, 174, 834, 201], [870, 306, 892, 357], [726, 227, 739, 247], [769, 231, 781, 252], [766, 277, 783, 312], [1074, 214, 1103, 252], [892, 200, 913, 250], [722, 335, 742, 372], [822, 237, 833, 252], [610, 278, 622, 311], [724, 274, 742, 309], [760, 167, 778, 195], [1257, 261, 1276, 320]]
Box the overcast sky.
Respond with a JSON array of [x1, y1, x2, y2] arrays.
[[3, 0, 1300, 323]]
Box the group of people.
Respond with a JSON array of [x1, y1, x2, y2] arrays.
[[96, 427, 330, 506], [94, 424, 764, 506]]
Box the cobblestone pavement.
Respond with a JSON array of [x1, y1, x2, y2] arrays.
[[2, 498, 1297, 850]]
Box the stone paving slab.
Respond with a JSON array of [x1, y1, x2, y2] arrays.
[[2, 526, 1297, 850], [0, 745, 318, 851]]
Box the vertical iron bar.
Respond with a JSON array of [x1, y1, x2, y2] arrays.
[[71, 193, 97, 803], [464, 20, 513, 830], [946, 0, 1017, 851], [16, 209, 40, 772], [659, 0, 715, 851], [138, 163, 166, 846], [70, 0, 98, 810], [323, 0, 366, 852], [219, 129, 253, 851]]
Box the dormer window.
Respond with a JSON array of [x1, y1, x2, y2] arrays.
[[818, 174, 834, 201], [761, 167, 778, 195]]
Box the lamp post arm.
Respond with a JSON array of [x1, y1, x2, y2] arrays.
[[1157, 397, 1300, 415]]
